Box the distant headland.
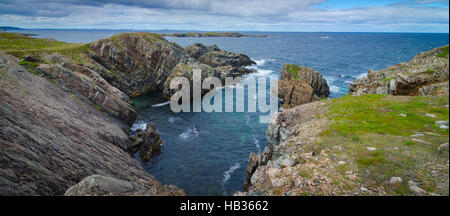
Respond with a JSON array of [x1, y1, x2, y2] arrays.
[[161, 32, 269, 38]]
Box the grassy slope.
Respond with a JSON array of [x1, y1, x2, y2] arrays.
[[309, 94, 449, 195], [0, 32, 90, 65]]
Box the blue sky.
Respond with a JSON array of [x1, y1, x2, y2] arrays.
[[0, 0, 448, 32]]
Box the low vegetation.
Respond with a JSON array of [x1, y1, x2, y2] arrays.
[[0, 32, 90, 64], [436, 45, 449, 58], [314, 94, 449, 195]]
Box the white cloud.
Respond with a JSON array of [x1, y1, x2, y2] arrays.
[[0, 0, 448, 32]]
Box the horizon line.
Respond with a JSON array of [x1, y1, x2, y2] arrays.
[[2, 27, 449, 34]]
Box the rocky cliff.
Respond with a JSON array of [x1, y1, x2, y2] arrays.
[[350, 45, 449, 96], [0, 51, 183, 195], [277, 64, 330, 108]]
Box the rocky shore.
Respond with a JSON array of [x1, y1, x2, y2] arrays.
[[240, 46, 449, 196], [0, 32, 255, 195], [350, 45, 449, 96]]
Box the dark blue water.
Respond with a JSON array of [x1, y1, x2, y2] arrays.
[[16, 30, 449, 195]]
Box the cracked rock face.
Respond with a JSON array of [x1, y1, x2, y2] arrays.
[[350, 45, 449, 96]]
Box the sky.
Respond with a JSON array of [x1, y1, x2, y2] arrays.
[[0, 0, 448, 32]]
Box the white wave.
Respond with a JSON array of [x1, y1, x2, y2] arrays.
[[152, 101, 170, 107], [130, 121, 147, 131], [330, 85, 340, 94], [222, 163, 241, 184], [357, 73, 368, 79], [253, 134, 261, 152], [320, 36, 330, 39], [179, 129, 192, 140], [254, 59, 266, 66], [254, 58, 275, 66]]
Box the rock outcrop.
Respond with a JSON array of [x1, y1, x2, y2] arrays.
[[130, 124, 163, 163], [89, 33, 256, 100], [185, 43, 256, 79], [89, 32, 187, 97], [277, 64, 330, 108], [350, 45, 449, 96], [0, 51, 184, 195]]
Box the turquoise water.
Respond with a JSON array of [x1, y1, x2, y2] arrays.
[[16, 30, 449, 195]]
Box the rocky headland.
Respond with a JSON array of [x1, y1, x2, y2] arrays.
[[162, 32, 268, 38], [240, 46, 449, 196], [350, 45, 449, 96], [0, 31, 255, 195]]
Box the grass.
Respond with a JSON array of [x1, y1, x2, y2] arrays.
[[0, 32, 90, 64], [382, 76, 396, 82], [436, 45, 449, 58], [315, 94, 449, 195], [422, 69, 435, 75], [285, 64, 300, 78]]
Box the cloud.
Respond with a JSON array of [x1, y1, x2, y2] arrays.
[[0, 0, 448, 32]]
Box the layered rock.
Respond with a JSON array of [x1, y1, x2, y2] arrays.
[[89, 32, 187, 97], [350, 45, 449, 96], [184, 43, 257, 79], [277, 64, 330, 108], [37, 59, 137, 127], [0, 51, 184, 195]]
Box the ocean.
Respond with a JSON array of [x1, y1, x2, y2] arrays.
[[15, 29, 449, 195]]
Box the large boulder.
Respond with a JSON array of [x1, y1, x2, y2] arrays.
[[350, 45, 449, 96]]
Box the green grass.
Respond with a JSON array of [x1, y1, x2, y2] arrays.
[[316, 94, 449, 195], [285, 64, 300, 78], [436, 45, 449, 58], [382, 76, 397, 82], [423, 69, 435, 75], [0, 32, 90, 64]]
